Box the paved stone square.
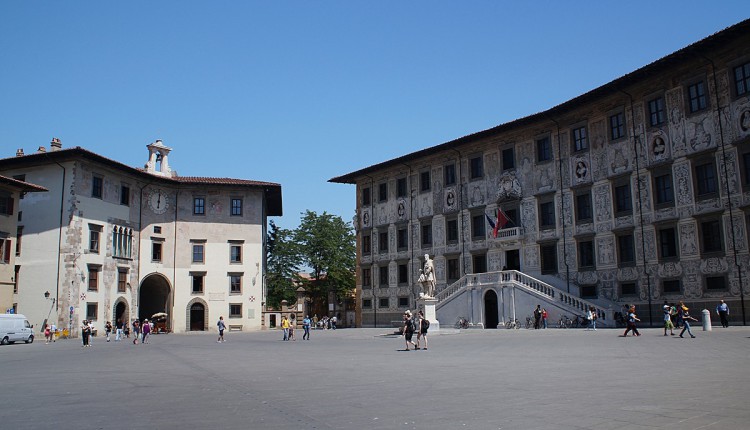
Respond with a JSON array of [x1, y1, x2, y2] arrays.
[[1, 325, 748, 430]]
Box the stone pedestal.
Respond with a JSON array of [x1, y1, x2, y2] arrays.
[[417, 297, 439, 331]]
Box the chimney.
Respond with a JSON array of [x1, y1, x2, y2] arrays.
[[50, 137, 62, 151], [37, 146, 47, 153], [16, 148, 24, 157]]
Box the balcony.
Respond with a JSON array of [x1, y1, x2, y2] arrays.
[[495, 226, 522, 241]]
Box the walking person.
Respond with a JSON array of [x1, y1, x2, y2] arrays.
[[281, 316, 289, 341], [622, 306, 641, 337], [415, 311, 429, 350], [288, 314, 296, 341], [217, 316, 226, 343], [44, 324, 52, 344], [533, 305, 542, 329], [716, 300, 730, 328], [302, 315, 311, 340], [132, 319, 140, 345], [105, 321, 113, 342], [141, 319, 151, 344], [663, 301, 675, 336], [81, 320, 91, 347], [88, 320, 95, 345], [678, 305, 697, 338], [586, 307, 597, 330], [115, 319, 124, 341], [402, 310, 416, 351]]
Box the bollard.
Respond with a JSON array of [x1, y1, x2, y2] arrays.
[[702, 309, 712, 331]]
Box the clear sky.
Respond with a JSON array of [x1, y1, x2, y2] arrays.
[[1, 2, 746, 231]]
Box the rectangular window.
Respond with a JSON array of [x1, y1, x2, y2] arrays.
[[688, 81, 707, 113], [379, 266, 388, 287], [362, 299, 372, 309], [230, 244, 242, 263], [614, 184, 632, 215], [193, 197, 205, 215], [379, 231, 389, 253], [446, 218, 458, 243], [397, 227, 408, 250], [580, 285, 597, 299], [663, 279, 681, 294], [444, 163, 456, 186], [152, 242, 162, 262], [658, 227, 679, 260], [0, 194, 13, 216], [609, 112, 625, 140], [539, 201, 555, 229], [379, 297, 389, 308], [648, 97, 666, 126], [420, 171, 431, 192], [192, 273, 204, 293], [120, 185, 130, 206], [378, 183, 388, 202], [421, 223, 432, 247], [92, 176, 103, 199], [398, 297, 409, 308], [575, 192, 592, 222], [504, 208, 519, 227], [14, 265, 19, 293], [502, 147, 515, 170], [192, 243, 205, 263], [89, 225, 102, 253], [231, 198, 243, 216], [447, 258, 459, 282], [117, 269, 127, 293], [230, 274, 242, 294], [620, 282, 637, 297], [572, 126, 588, 152], [470, 156, 483, 179], [154, 226, 162, 234], [653, 172, 674, 206], [398, 263, 408, 284], [86, 303, 98, 321], [471, 214, 485, 239], [396, 178, 407, 198], [701, 219, 723, 254], [536, 137, 552, 162], [578, 240, 595, 269], [472, 254, 487, 274], [362, 187, 371, 206], [695, 161, 718, 197], [361, 268, 371, 288], [88, 266, 99, 292], [705, 276, 726, 291], [617, 234, 635, 265], [15, 226, 22, 257], [735, 61, 750, 96], [362, 234, 371, 255], [229, 304, 242, 318], [541, 243, 557, 274]]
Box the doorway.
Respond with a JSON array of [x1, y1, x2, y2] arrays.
[[139, 274, 172, 329], [114, 300, 128, 327], [189, 303, 206, 331], [484, 289, 499, 329], [505, 249, 520, 271]]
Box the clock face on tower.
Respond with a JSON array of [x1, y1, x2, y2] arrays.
[[147, 188, 169, 214]]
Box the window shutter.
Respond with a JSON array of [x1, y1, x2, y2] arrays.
[[7, 198, 13, 215], [4, 239, 10, 263]]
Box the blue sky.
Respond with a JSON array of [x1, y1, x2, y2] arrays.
[[1, 2, 746, 231]]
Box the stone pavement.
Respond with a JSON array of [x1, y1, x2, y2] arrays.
[[1, 326, 748, 430]]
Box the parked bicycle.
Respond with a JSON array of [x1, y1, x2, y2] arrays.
[[505, 318, 520, 329], [558, 315, 572, 328], [525, 316, 533, 329], [455, 317, 469, 329]]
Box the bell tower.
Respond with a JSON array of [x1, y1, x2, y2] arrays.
[[144, 140, 174, 177]]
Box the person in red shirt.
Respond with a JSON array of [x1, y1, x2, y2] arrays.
[[541, 308, 548, 329]]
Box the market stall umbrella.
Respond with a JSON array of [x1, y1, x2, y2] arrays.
[[151, 312, 168, 321]]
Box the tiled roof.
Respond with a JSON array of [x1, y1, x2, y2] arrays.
[[173, 176, 280, 187], [0, 174, 48, 192], [329, 18, 750, 184]]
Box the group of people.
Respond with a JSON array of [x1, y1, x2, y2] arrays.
[[278, 314, 314, 341], [532, 305, 549, 329], [660, 301, 701, 338], [43, 323, 57, 344], [401, 310, 429, 351]]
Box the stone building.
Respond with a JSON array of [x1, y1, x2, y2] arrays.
[[0, 140, 282, 335], [0, 175, 47, 315], [331, 19, 750, 327]]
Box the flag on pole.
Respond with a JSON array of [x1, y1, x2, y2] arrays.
[[485, 212, 496, 237]]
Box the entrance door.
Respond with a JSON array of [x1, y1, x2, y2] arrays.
[[114, 301, 128, 326], [484, 290, 499, 329], [506, 249, 520, 271], [189, 303, 205, 331], [139, 274, 172, 328]]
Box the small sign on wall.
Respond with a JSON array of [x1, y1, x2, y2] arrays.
[[247, 309, 255, 319]]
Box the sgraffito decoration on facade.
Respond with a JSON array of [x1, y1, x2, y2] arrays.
[[360, 209, 370, 229], [650, 130, 670, 164], [397, 199, 406, 221], [444, 188, 457, 212], [571, 155, 590, 186], [495, 172, 522, 202]]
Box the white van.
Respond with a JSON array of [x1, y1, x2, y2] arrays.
[[0, 314, 35, 345]]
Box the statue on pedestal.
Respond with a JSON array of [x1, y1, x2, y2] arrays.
[[417, 254, 436, 298]]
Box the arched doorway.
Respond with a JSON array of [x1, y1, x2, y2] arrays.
[[187, 298, 208, 331], [139, 274, 172, 330], [113, 299, 129, 327], [484, 289, 499, 329]]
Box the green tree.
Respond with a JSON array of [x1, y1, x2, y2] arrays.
[[266, 220, 300, 308], [294, 210, 355, 311]]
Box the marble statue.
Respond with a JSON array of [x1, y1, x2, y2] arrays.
[[418, 254, 436, 297]]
